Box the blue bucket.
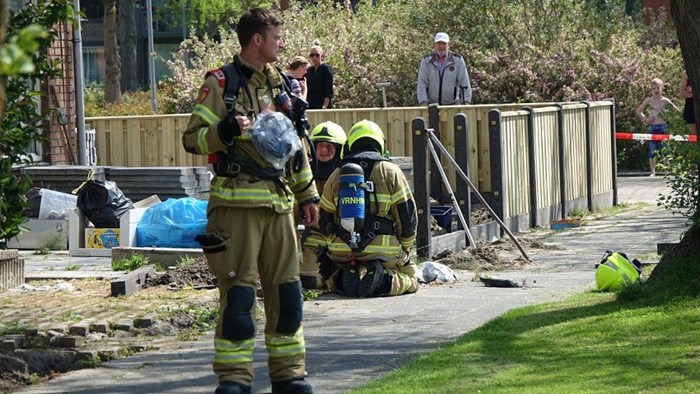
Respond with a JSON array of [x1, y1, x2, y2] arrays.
[[430, 206, 453, 232]]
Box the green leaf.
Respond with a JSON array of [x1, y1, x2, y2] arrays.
[[15, 25, 48, 53]]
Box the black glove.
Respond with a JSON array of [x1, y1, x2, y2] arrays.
[[316, 245, 335, 281], [217, 114, 241, 146]]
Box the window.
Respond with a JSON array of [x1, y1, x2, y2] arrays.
[[82, 46, 105, 85], [81, 0, 104, 20]]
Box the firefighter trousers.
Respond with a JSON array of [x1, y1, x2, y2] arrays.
[[325, 255, 419, 296], [202, 206, 307, 387]]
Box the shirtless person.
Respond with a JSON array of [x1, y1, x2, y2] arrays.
[[635, 78, 681, 177]]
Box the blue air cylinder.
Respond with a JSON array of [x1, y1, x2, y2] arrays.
[[338, 163, 365, 248]]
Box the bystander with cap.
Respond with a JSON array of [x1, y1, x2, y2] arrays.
[[417, 32, 472, 106]]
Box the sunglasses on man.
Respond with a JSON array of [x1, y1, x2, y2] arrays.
[[309, 53, 320, 58]]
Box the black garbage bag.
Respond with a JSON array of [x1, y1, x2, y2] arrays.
[[76, 179, 134, 228]]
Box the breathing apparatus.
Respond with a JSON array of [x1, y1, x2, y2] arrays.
[[338, 162, 371, 250], [335, 120, 388, 251]]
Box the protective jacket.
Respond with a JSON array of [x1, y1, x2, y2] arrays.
[[319, 152, 417, 263], [417, 51, 472, 105], [182, 54, 318, 213]]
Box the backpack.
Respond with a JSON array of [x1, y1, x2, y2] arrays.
[[214, 57, 294, 114], [207, 57, 296, 174]]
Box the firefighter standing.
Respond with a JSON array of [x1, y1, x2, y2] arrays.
[[300, 122, 346, 289], [182, 8, 317, 394], [318, 120, 419, 297]]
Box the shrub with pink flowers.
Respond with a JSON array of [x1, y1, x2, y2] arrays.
[[107, 0, 683, 169]]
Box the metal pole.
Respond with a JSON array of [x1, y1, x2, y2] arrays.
[[146, 0, 157, 113], [426, 129, 530, 260], [73, 0, 86, 165], [427, 139, 476, 250]]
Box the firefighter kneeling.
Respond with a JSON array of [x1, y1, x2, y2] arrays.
[[317, 120, 419, 297], [299, 122, 347, 290]]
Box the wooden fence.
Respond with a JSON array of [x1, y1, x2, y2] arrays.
[[87, 102, 553, 191], [409, 100, 617, 257], [87, 100, 616, 258]]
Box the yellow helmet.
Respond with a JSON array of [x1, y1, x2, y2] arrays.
[[595, 252, 640, 292], [310, 121, 347, 146], [347, 119, 385, 155]]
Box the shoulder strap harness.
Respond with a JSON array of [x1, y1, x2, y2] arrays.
[[337, 159, 395, 253]]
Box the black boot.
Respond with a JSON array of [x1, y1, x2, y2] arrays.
[[376, 274, 393, 296], [215, 380, 251, 394], [271, 377, 313, 394], [358, 261, 386, 297], [341, 265, 360, 297]]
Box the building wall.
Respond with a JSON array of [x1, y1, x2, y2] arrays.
[[43, 21, 78, 165]]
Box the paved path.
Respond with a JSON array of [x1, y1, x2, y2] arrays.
[[19, 175, 689, 394]]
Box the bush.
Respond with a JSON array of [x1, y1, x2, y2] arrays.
[[84, 82, 175, 117], [1, 1, 73, 242], [90, 0, 685, 171]]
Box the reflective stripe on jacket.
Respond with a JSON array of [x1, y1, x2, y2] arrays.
[[182, 54, 318, 213], [319, 160, 416, 262]]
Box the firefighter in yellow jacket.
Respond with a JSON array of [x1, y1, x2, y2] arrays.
[[300, 122, 346, 289], [182, 8, 316, 394], [318, 120, 419, 297]]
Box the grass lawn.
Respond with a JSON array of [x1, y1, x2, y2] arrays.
[[349, 259, 700, 394]]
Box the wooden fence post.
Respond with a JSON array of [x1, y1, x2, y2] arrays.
[[524, 106, 538, 228], [555, 103, 567, 218], [412, 117, 431, 259], [607, 99, 619, 206], [427, 104, 443, 204], [453, 113, 471, 229], [583, 101, 593, 212], [488, 109, 505, 225]]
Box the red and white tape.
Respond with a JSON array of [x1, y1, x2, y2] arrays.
[[616, 132, 697, 142]]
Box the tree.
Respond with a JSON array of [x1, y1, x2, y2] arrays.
[[104, 0, 121, 103], [162, 0, 273, 37], [646, 0, 700, 283], [0, 0, 6, 121], [669, 0, 700, 228], [1, 1, 73, 244], [118, 0, 138, 92], [671, 1, 700, 132]]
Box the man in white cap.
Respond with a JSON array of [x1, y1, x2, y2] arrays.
[[417, 32, 472, 106]]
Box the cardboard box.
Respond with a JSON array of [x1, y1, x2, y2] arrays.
[[7, 219, 69, 250], [85, 228, 121, 249], [69, 208, 109, 257], [68, 195, 161, 257]]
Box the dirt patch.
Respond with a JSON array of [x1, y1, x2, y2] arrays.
[[431, 207, 495, 235], [144, 256, 216, 290], [518, 238, 566, 251], [0, 260, 219, 393], [492, 237, 566, 252], [0, 350, 81, 392], [435, 241, 533, 271], [470, 207, 493, 225]]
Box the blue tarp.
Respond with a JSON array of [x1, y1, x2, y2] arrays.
[[136, 197, 207, 248]]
